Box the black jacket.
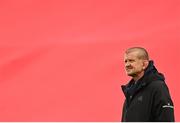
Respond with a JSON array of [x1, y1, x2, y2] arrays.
[[121, 61, 175, 122]]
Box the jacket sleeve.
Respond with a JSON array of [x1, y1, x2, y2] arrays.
[[152, 81, 175, 122]]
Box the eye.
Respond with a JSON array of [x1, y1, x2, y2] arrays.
[[129, 59, 135, 63]]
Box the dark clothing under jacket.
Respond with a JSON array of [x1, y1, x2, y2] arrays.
[[121, 61, 175, 122]]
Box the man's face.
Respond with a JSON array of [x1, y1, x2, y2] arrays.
[[124, 51, 146, 77]]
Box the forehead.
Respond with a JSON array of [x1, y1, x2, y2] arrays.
[[124, 51, 140, 59]]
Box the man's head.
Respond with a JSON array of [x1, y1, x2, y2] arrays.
[[124, 47, 149, 80]]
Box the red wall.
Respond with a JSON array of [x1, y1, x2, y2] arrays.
[[0, 0, 179, 121]]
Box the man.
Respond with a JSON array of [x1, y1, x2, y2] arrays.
[[121, 47, 175, 122]]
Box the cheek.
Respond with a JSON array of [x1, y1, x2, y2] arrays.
[[136, 61, 144, 68], [133, 63, 143, 70], [138, 65, 144, 70]]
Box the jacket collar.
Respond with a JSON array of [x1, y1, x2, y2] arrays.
[[121, 60, 165, 97]]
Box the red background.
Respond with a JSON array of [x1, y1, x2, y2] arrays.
[[0, 0, 179, 121]]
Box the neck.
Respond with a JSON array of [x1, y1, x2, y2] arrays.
[[133, 71, 145, 81]]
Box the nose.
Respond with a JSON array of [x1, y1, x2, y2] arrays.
[[125, 62, 130, 67]]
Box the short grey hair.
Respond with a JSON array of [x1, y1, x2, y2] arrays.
[[125, 47, 149, 60]]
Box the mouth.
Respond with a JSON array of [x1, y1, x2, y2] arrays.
[[126, 69, 132, 73], [126, 67, 133, 71]]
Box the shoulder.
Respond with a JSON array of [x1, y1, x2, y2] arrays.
[[148, 80, 168, 90], [148, 80, 171, 99]]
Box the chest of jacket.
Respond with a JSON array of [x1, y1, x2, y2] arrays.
[[123, 85, 155, 121]]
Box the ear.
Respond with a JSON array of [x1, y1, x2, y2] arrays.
[[142, 60, 149, 70]]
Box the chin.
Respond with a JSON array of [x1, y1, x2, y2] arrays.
[[127, 73, 135, 77], [127, 73, 133, 76]]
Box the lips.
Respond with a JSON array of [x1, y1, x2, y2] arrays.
[[126, 67, 133, 71], [126, 69, 133, 72]]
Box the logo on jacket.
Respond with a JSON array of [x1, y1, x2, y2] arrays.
[[162, 103, 174, 109], [137, 96, 143, 101]]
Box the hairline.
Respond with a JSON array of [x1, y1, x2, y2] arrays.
[[125, 47, 149, 60]]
